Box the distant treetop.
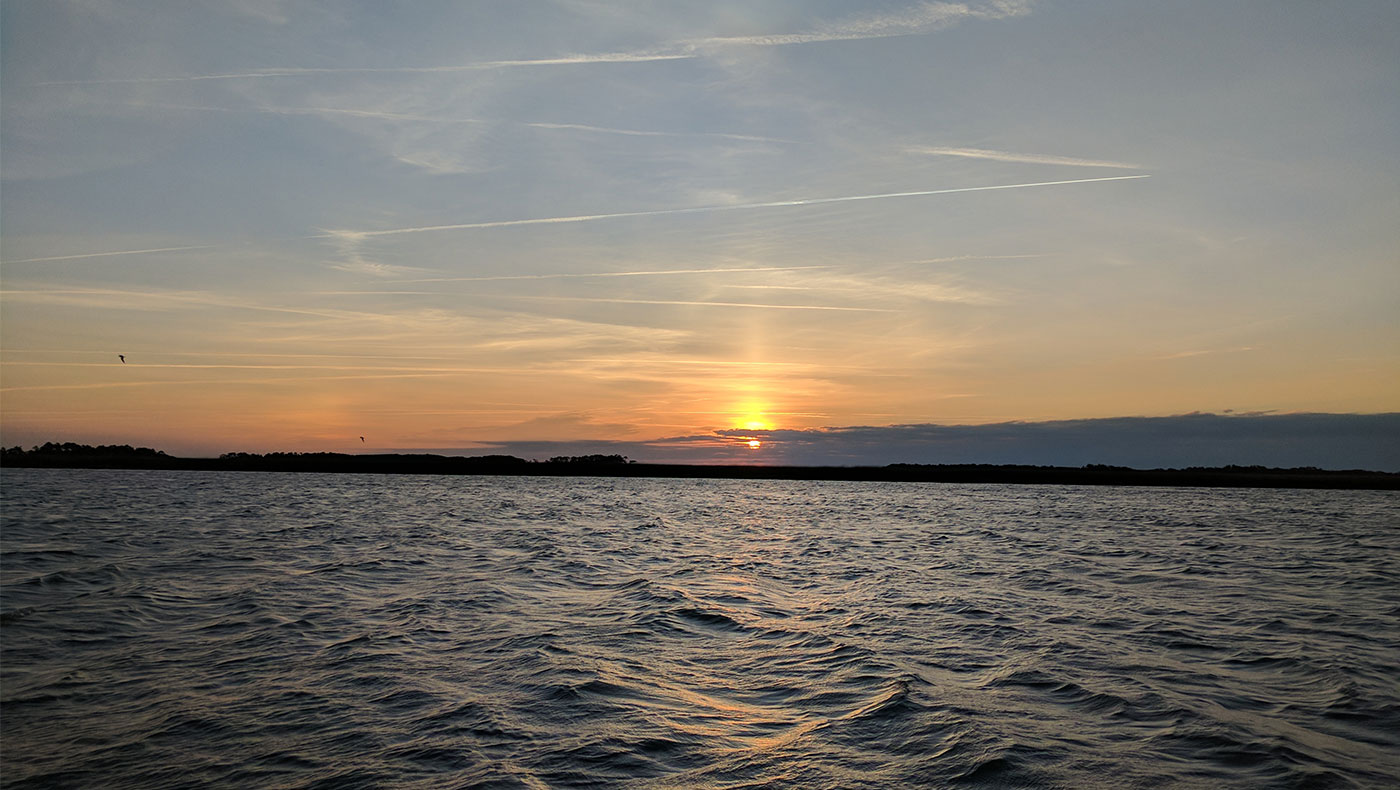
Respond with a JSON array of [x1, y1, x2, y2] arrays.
[[5, 442, 168, 457], [545, 454, 632, 465]]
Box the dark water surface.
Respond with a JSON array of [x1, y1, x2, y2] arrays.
[[2, 469, 1397, 789]]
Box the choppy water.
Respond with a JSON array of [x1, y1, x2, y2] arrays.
[[2, 470, 1397, 789]]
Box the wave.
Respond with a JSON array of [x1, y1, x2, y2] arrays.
[[2, 470, 1397, 788]]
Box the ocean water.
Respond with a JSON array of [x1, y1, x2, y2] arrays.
[[1, 469, 1397, 789]]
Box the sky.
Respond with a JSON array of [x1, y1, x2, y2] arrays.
[[2, 1, 1397, 467]]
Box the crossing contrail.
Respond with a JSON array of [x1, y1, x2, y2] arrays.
[[320, 175, 1150, 240]]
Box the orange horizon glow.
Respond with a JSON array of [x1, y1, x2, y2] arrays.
[[2, 344, 1397, 459]]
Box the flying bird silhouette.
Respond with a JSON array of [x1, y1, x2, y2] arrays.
[[118, 354, 125, 363], [360, 436, 365, 442]]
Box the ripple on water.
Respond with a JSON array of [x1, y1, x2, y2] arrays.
[[2, 470, 1398, 789]]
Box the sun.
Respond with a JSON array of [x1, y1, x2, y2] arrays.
[[733, 401, 772, 450]]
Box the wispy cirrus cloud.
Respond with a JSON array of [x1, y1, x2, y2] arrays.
[[743, 269, 1002, 306], [26, 52, 695, 86], [1156, 346, 1255, 360], [28, 1, 1032, 86], [0, 349, 478, 362], [685, 0, 1032, 49], [908, 145, 1142, 169], [320, 230, 431, 278], [2, 361, 530, 372], [519, 296, 896, 313], [0, 287, 374, 320], [0, 372, 485, 394], [392, 265, 830, 284], [514, 122, 793, 144]]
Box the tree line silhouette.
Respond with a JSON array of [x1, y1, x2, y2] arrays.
[[1, 443, 1393, 489]]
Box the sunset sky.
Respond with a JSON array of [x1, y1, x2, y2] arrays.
[[2, 1, 1397, 465]]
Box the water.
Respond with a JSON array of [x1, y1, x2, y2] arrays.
[[2, 469, 1397, 789]]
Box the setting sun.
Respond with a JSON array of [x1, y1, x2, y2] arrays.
[[747, 440, 762, 449]]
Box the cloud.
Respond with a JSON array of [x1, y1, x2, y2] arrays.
[[0, 371, 476, 394], [749, 268, 1001, 306], [5, 180, 1142, 274], [30, 1, 1032, 85], [105, 101, 793, 175], [683, 0, 1032, 49], [26, 53, 695, 86], [724, 413, 1400, 470], [463, 413, 1400, 471], [517, 122, 794, 144], [393, 265, 830, 284], [1156, 346, 1255, 360], [0, 349, 475, 362], [262, 305, 693, 356], [319, 230, 431, 277], [0, 287, 367, 320], [520, 296, 895, 313], [479, 410, 641, 442], [908, 146, 1142, 169], [1, 361, 521, 372]]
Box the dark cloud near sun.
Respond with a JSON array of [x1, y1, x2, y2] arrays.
[[462, 413, 1400, 471]]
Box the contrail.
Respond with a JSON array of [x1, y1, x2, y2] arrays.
[[523, 122, 794, 144], [522, 296, 895, 312], [29, 52, 693, 85], [4, 181, 1140, 271], [393, 265, 831, 283], [390, 257, 1032, 285], [908, 146, 1141, 169], [321, 175, 1150, 239], [27, 2, 1028, 87], [0, 245, 216, 265], [115, 102, 795, 144]]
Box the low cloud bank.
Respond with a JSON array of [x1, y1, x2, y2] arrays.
[[460, 413, 1400, 471]]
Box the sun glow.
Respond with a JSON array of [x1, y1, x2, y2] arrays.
[[737, 403, 774, 431], [747, 439, 762, 449]]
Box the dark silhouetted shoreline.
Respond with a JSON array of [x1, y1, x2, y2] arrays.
[[3, 444, 1396, 490]]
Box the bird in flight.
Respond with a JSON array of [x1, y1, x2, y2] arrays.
[[118, 354, 125, 364], [360, 436, 365, 443]]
